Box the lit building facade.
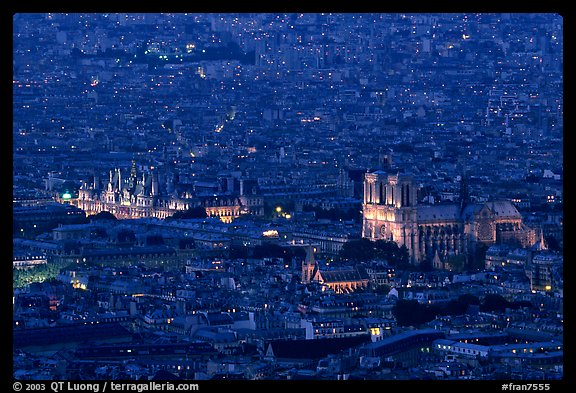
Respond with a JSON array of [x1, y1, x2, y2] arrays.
[[75, 162, 263, 222], [527, 252, 563, 292], [301, 245, 369, 293], [362, 170, 538, 266]]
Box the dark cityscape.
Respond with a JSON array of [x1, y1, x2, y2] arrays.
[[11, 12, 566, 388]]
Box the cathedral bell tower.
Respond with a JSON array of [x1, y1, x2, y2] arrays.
[[362, 171, 420, 264]]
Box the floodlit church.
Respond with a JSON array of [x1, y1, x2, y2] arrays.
[[302, 246, 369, 293], [362, 170, 538, 267]]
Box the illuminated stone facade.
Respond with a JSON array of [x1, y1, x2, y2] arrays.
[[362, 171, 537, 266], [75, 162, 263, 222], [301, 246, 369, 293]]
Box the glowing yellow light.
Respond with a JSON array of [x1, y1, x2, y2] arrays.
[[545, 285, 552, 291], [275, 206, 282, 213], [72, 280, 87, 290], [262, 230, 279, 237]]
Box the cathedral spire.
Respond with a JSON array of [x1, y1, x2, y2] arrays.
[[532, 228, 548, 251], [306, 245, 316, 264], [301, 245, 316, 284], [459, 172, 470, 212], [433, 249, 443, 270]]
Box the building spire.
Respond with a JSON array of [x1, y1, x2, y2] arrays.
[[459, 172, 470, 212], [301, 245, 316, 284], [305, 245, 315, 265], [533, 228, 548, 251]]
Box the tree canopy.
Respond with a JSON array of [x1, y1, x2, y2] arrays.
[[339, 238, 409, 265], [440, 293, 481, 316], [480, 294, 511, 313], [167, 206, 207, 220], [392, 299, 439, 327], [89, 211, 117, 221], [251, 243, 306, 262]]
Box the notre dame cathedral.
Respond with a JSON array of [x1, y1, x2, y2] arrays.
[[362, 170, 538, 268]]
